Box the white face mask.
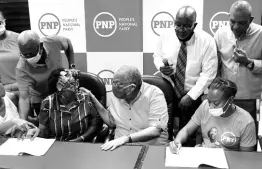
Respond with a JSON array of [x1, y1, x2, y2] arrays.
[[26, 52, 41, 66], [0, 25, 6, 36], [209, 98, 231, 117]]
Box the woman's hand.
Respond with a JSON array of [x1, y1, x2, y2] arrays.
[[26, 128, 40, 140]]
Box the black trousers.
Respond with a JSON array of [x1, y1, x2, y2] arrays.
[[174, 94, 203, 146], [176, 95, 203, 130]]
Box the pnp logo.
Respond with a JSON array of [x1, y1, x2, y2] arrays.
[[209, 12, 229, 35], [97, 70, 114, 92], [151, 11, 175, 36], [38, 13, 61, 36], [93, 12, 117, 37]]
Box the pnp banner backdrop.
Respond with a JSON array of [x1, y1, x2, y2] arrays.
[[28, 0, 87, 71], [28, 0, 261, 105]]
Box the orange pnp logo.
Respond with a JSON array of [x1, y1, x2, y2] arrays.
[[209, 12, 229, 35], [151, 11, 175, 36], [97, 70, 114, 92], [93, 12, 117, 37], [38, 13, 61, 36]]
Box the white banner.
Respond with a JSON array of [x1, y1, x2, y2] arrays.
[[28, 0, 87, 53]]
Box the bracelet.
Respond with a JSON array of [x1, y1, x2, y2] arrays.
[[80, 136, 85, 141], [127, 134, 132, 143]]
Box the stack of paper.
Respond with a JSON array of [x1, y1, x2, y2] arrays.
[[165, 147, 229, 168], [0, 137, 55, 156]]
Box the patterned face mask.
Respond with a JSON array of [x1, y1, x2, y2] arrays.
[[56, 69, 79, 93]]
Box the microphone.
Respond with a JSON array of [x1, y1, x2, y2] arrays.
[[162, 58, 176, 84]]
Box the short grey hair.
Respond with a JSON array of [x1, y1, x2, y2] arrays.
[[114, 65, 142, 85], [230, 0, 252, 16]]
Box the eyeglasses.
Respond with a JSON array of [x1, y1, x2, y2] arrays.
[[0, 19, 5, 25], [112, 81, 132, 89], [174, 22, 196, 30]]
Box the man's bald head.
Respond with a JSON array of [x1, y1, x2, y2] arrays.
[[114, 65, 142, 85], [176, 6, 197, 23], [230, 0, 252, 17], [18, 30, 41, 57]]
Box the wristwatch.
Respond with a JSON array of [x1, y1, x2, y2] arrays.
[[247, 60, 254, 70], [70, 63, 76, 69]]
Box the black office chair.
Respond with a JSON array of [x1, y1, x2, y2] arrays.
[[78, 72, 109, 143], [142, 75, 176, 141]]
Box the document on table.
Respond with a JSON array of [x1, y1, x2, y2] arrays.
[[0, 137, 55, 156], [165, 147, 229, 168]]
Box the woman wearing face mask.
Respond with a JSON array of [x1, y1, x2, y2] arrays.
[[169, 77, 257, 152], [26, 68, 103, 142], [0, 11, 20, 105]]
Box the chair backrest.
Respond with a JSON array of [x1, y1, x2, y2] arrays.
[[142, 75, 176, 141], [79, 72, 106, 108]]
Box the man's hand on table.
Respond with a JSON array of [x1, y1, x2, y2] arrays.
[[101, 136, 128, 151]]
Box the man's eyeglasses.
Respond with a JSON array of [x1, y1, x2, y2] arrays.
[[0, 19, 5, 25], [174, 22, 196, 30]]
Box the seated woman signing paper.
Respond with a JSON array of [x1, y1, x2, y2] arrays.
[[169, 78, 257, 153], [27, 68, 103, 141]]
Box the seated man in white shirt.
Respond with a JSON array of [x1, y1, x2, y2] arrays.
[[169, 78, 256, 152], [88, 65, 169, 151], [153, 5, 218, 137], [0, 82, 36, 138]]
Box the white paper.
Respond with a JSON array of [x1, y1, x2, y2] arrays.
[[0, 137, 55, 156], [165, 147, 229, 168]]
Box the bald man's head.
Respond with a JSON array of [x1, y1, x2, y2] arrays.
[[174, 6, 197, 40], [176, 6, 197, 23], [229, 1, 253, 39], [18, 30, 41, 58]]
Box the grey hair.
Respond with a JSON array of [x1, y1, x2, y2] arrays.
[[115, 65, 142, 85], [230, 0, 252, 16]]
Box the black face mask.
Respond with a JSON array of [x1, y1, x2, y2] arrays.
[[177, 31, 194, 42]]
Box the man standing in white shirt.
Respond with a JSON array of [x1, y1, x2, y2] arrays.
[[214, 1, 262, 133], [153, 6, 218, 138]]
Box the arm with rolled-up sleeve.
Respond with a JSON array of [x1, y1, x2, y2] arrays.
[[187, 38, 218, 100], [129, 88, 168, 143], [148, 88, 168, 130]]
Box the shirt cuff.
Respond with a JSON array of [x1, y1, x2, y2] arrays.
[[149, 117, 168, 130], [252, 59, 262, 73], [187, 89, 201, 100]]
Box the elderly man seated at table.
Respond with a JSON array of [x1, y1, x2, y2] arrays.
[[27, 68, 103, 142], [88, 65, 169, 151], [0, 82, 36, 138], [169, 77, 256, 153]]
